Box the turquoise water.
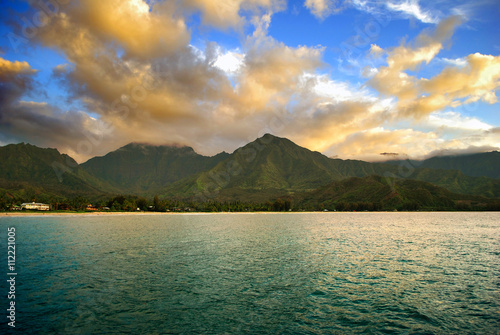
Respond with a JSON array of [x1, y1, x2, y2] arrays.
[[1, 212, 499, 334]]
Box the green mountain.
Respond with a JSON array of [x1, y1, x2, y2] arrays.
[[81, 143, 229, 194], [1, 137, 499, 207], [408, 168, 500, 198], [162, 134, 500, 201], [296, 175, 491, 211], [162, 134, 396, 201], [385, 151, 500, 179], [0, 143, 112, 199]]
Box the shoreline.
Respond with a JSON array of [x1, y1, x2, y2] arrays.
[[1, 211, 190, 217], [1, 210, 497, 218]]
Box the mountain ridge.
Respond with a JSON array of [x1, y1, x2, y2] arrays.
[[1, 136, 499, 206], [0, 143, 115, 199], [159, 134, 500, 200], [81, 142, 230, 194], [384, 151, 500, 179]]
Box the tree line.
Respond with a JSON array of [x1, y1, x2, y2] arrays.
[[2, 190, 500, 212]]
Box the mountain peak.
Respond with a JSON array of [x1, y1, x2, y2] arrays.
[[259, 133, 286, 142], [261, 133, 277, 139], [118, 142, 197, 156]]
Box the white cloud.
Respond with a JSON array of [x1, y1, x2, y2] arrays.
[[386, 0, 439, 24], [304, 0, 346, 19], [213, 50, 244, 74], [370, 44, 384, 57], [440, 57, 467, 67], [362, 66, 379, 78], [426, 111, 493, 131], [309, 74, 376, 103]]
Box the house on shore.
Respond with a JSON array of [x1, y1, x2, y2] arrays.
[[21, 202, 50, 211], [86, 204, 98, 211]]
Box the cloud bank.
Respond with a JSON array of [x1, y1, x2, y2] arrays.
[[0, 0, 498, 162]]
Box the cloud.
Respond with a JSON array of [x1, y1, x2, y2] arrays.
[[1, 1, 497, 163], [308, 73, 377, 103], [322, 127, 440, 161], [0, 57, 116, 162], [183, 0, 286, 29], [426, 111, 493, 131], [368, 14, 500, 121], [65, 0, 191, 60], [369, 15, 497, 119], [0, 57, 37, 106], [370, 44, 384, 57], [440, 57, 467, 67], [421, 53, 500, 105], [213, 49, 245, 74], [320, 124, 500, 162], [304, 0, 346, 19], [0, 58, 37, 78], [16, 3, 326, 160], [386, 0, 439, 24], [0, 100, 115, 161]]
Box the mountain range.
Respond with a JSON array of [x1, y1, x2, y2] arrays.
[[1, 134, 499, 209]]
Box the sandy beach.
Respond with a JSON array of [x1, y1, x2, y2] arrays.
[[0, 211, 330, 217], [0, 211, 173, 217]]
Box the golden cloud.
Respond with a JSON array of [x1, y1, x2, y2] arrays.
[[234, 43, 323, 112], [0, 57, 36, 80], [1, 2, 498, 162], [369, 16, 500, 119], [0, 57, 37, 107], [369, 44, 384, 57], [184, 0, 284, 28], [305, 0, 346, 20], [422, 53, 500, 104], [18, 3, 327, 159], [369, 16, 461, 99], [320, 125, 500, 162], [69, 0, 190, 59], [326, 127, 440, 160]]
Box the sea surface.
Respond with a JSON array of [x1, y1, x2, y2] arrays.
[[0, 212, 499, 334]]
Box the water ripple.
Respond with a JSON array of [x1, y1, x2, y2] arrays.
[[0, 212, 498, 334]]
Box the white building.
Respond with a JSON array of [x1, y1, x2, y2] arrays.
[[21, 202, 50, 211]]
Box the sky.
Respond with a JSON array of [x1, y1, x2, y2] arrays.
[[0, 0, 499, 163]]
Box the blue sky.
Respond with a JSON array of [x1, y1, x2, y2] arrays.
[[0, 0, 499, 162]]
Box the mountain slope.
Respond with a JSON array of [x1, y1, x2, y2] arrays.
[[162, 134, 406, 200], [81, 143, 229, 194], [163, 134, 500, 201], [409, 168, 500, 198], [0, 143, 112, 198], [385, 151, 500, 179], [1, 138, 499, 204], [296, 175, 490, 211]]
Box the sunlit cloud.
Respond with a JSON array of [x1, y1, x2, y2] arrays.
[[183, 0, 286, 29], [0, 58, 37, 78], [213, 50, 245, 74], [304, 0, 346, 19], [369, 44, 384, 57], [368, 16, 500, 119], [0, 0, 498, 162], [68, 0, 191, 59]]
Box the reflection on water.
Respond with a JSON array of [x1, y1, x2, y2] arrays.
[[1, 212, 499, 334]]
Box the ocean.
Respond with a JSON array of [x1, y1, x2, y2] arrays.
[[1, 212, 499, 334]]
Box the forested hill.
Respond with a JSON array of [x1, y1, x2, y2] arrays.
[[384, 151, 500, 179], [0, 143, 114, 199], [160, 134, 500, 201], [0, 137, 499, 210], [81, 142, 229, 194]]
